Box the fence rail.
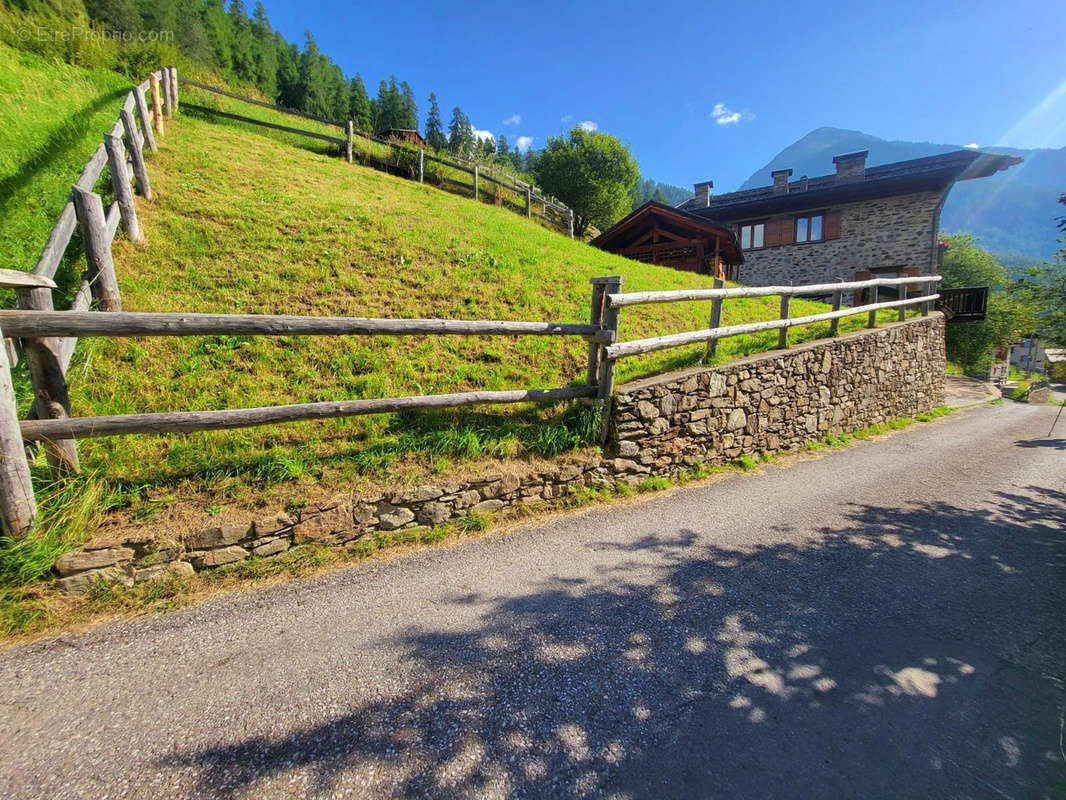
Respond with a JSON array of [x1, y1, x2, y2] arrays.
[[0, 64, 179, 535], [180, 79, 576, 238]]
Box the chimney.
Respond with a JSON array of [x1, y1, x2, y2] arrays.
[[799, 175, 809, 192], [833, 150, 868, 182], [771, 168, 792, 195], [693, 180, 713, 207]]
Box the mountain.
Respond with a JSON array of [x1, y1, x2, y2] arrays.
[[738, 127, 1065, 261]]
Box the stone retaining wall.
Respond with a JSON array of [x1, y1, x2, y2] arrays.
[[610, 315, 944, 474], [54, 315, 945, 593]]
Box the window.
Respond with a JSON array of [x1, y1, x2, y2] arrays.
[[740, 222, 765, 250], [795, 214, 824, 243]]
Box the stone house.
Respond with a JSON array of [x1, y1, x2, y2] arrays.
[[596, 149, 1020, 299]]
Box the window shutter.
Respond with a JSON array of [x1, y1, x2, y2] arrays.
[[764, 219, 780, 248], [780, 217, 795, 245], [824, 211, 842, 240]]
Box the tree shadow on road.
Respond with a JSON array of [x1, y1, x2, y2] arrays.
[[158, 486, 1066, 798]]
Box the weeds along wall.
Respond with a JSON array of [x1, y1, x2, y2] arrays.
[[51, 315, 946, 594]]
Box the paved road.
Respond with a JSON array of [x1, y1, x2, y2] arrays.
[[2, 402, 1064, 799]]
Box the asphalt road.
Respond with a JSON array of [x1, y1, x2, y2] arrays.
[[2, 402, 1064, 799]]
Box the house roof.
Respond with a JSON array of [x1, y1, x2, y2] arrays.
[[678, 150, 1022, 221], [591, 201, 743, 264]]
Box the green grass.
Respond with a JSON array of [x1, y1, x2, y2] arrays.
[[0, 44, 130, 302]]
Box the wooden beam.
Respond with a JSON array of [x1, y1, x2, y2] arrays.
[[607, 295, 940, 360], [0, 310, 607, 340], [0, 324, 35, 535], [608, 275, 942, 308], [20, 386, 598, 441]]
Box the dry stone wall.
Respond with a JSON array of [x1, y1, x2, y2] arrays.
[[54, 315, 945, 593], [610, 315, 944, 474]]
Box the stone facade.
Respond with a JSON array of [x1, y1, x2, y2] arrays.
[[610, 315, 945, 471], [738, 191, 944, 288], [54, 316, 945, 594]]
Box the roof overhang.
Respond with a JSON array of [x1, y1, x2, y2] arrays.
[[592, 202, 743, 264]]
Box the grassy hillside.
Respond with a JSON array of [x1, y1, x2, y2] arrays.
[[0, 45, 129, 294], [35, 110, 898, 502]]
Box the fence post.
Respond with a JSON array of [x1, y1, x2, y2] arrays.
[[0, 323, 36, 536], [473, 166, 479, 200], [594, 275, 623, 445], [168, 65, 178, 112], [149, 73, 164, 136], [418, 149, 424, 183], [345, 120, 353, 163], [778, 294, 791, 349], [161, 68, 173, 119], [133, 84, 157, 153], [706, 277, 725, 359], [829, 290, 842, 336], [121, 108, 151, 199], [526, 186, 532, 219], [15, 287, 79, 474], [72, 187, 122, 311], [586, 278, 608, 386], [568, 209, 574, 240], [867, 284, 879, 328], [104, 133, 142, 243], [922, 279, 933, 316]]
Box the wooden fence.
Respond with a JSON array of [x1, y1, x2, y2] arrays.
[[0, 64, 180, 536], [585, 274, 943, 440], [0, 262, 940, 535], [180, 79, 576, 238]]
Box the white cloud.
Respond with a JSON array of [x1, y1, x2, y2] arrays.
[[503, 114, 521, 126], [711, 102, 754, 126], [578, 120, 598, 132], [560, 114, 574, 124], [964, 142, 979, 149], [515, 136, 534, 152], [472, 128, 495, 143]]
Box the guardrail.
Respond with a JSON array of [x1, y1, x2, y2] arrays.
[[181, 79, 576, 238], [586, 274, 942, 440]]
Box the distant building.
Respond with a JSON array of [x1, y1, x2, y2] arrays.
[[596, 149, 1021, 297], [377, 129, 426, 147], [1010, 338, 1051, 375]]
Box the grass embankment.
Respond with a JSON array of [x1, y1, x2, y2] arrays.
[[51, 112, 903, 498]]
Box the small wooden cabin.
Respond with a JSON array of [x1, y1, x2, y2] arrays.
[[592, 202, 743, 279], [378, 129, 426, 147]]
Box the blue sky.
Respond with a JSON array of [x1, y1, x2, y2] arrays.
[[261, 0, 1065, 192]]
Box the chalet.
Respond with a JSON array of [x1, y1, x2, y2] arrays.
[[590, 201, 743, 278], [378, 129, 426, 147], [596, 149, 1021, 298]]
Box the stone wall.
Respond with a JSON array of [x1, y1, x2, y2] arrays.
[[739, 191, 944, 288], [53, 315, 945, 594], [610, 315, 945, 474]]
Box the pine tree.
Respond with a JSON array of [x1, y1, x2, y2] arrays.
[[479, 136, 496, 158], [384, 76, 404, 131], [400, 81, 418, 130], [448, 106, 473, 158], [425, 93, 446, 151], [84, 0, 142, 32], [175, 0, 212, 65], [202, 0, 234, 75], [349, 74, 372, 131], [372, 79, 388, 132], [249, 1, 277, 98], [275, 35, 301, 107], [497, 133, 509, 157], [297, 31, 330, 116], [228, 0, 256, 84]]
